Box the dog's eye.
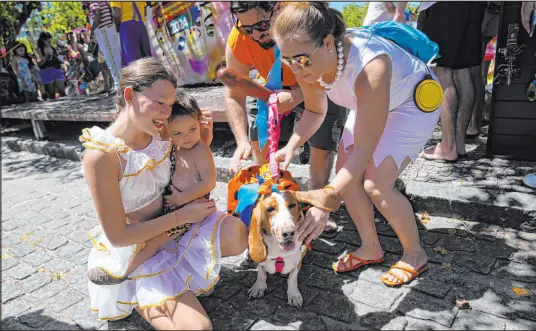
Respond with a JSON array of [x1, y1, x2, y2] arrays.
[[267, 207, 275, 213], [288, 203, 296, 209]]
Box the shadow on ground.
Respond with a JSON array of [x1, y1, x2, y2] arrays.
[[194, 207, 535, 330]]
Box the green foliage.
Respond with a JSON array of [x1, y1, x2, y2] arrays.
[[39, 2, 87, 36], [341, 3, 369, 28], [0, 2, 42, 49]]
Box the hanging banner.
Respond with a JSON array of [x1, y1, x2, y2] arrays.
[[146, 1, 232, 85]]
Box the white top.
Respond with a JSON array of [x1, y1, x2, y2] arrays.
[[326, 30, 428, 112], [80, 126, 172, 213], [363, 2, 395, 26]]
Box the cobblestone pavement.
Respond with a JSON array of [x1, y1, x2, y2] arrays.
[[400, 126, 536, 194], [2, 147, 536, 330]]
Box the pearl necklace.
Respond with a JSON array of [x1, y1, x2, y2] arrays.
[[318, 40, 345, 90]]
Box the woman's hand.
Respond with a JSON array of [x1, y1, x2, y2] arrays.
[[297, 206, 329, 245], [176, 198, 217, 224], [200, 110, 214, 146], [274, 145, 295, 171]]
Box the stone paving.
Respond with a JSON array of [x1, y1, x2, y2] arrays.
[[2, 147, 536, 330], [400, 126, 536, 195]]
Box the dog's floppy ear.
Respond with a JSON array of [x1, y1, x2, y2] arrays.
[[292, 187, 343, 212], [248, 202, 267, 263]]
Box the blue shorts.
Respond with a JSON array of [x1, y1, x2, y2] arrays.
[[40, 68, 65, 85]]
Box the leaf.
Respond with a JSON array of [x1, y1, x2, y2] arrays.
[[512, 287, 532, 296], [433, 246, 448, 255], [420, 211, 430, 224], [447, 228, 456, 235], [440, 263, 451, 269], [456, 299, 471, 309]]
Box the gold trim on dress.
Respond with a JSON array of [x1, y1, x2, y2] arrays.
[[123, 143, 172, 178], [206, 213, 226, 280]]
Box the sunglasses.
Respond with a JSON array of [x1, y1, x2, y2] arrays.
[[280, 41, 322, 68], [233, 11, 274, 35]]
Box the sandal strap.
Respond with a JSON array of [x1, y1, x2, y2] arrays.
[[385, 270, 405, 283], [390, 262, 419, 276]]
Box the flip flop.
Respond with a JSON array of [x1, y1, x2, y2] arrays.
[[332, 254, 385, 273], [380, 261, 429, 287]]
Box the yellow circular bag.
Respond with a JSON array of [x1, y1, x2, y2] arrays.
[[414, 74, 443, 113]]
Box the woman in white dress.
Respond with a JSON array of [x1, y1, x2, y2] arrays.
[[272, 2, 442, 286], [80, 57, 247, 329]]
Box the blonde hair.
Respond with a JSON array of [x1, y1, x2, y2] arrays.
[[273, 2, 346, 45], [115, 57, 177, 110]]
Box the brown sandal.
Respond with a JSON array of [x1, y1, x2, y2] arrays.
[[88, 267, 127, 286], [380, 262, 429, 287]]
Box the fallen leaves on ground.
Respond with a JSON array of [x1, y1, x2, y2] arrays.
[[447, 228, 457, 235], [512, 287, 532, 296], [440, 263, 452, 269], [433, 246, 448, 255], [456, 298, 471, 309], [420, 211, 430, 224]]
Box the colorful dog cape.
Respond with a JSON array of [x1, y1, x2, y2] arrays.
[[227, 164, 301, 227]]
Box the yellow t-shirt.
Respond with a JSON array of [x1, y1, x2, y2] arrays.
[[110, 1, 147, 23]]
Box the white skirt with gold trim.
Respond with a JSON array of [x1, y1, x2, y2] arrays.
[[88, 211, 225, 321]]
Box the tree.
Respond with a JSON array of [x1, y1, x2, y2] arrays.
[[341, 3, 369, 28], [0, 2, 42, 50], [39, 2, 87, 37]]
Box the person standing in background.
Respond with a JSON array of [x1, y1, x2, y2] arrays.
[[89, 1, 122, 91], [363, 1, 408, 26], [466, 1, 501, 138], [418, 2, 486, 162], [110, 1, 152, 66]]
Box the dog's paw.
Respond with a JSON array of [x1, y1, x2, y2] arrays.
[[287, 289, 303, 308], [248, 281, 267, 299]]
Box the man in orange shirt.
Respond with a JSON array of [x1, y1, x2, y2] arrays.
[[225, 2, 347, 234]]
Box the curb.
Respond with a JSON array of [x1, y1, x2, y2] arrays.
[[3, 135, 534, 231]]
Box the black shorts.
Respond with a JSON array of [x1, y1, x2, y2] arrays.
[[418, 2, 486, 69], [246, 94, 347, 152]]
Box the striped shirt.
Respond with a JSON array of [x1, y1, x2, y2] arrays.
[[89, 2, 114, 29]]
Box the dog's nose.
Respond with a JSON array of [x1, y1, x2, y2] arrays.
[[282, 231, 295, 238]]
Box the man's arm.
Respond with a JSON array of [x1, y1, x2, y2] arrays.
[[393, 1, 408, 23], [90, 6, 102, 34], [110, 3, 122, 32], [224, 43, 253, 146]]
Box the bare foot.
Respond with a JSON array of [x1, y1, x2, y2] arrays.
[[381, 249, 428, 285], [421, 143, 458, 162], [333, 244, 384, 272]]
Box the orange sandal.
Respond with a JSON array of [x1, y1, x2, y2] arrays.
[[332, 254, 385, 273], [380, 261, 429, 287]]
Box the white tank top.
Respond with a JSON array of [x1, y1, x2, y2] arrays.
[[326, 30, 428, 112]]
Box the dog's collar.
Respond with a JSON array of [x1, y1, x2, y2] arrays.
[[273, 257, 285, 272], [271, 245, 311, 273]]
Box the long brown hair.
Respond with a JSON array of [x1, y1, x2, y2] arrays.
[[115, 57, 177, 110]]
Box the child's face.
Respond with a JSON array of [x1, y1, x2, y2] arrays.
[[15, 47, 25, 57], [167, 115, 201, 149]]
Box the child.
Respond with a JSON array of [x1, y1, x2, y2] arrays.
[[87, 89, 216, 285], [11, 43, 37, 103]]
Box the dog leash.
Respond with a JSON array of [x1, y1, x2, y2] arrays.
[[267, 93, 288, 180]]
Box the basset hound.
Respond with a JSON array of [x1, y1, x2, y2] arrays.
[[247, 190, 308, 307], [228, 165, 343, 308]]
